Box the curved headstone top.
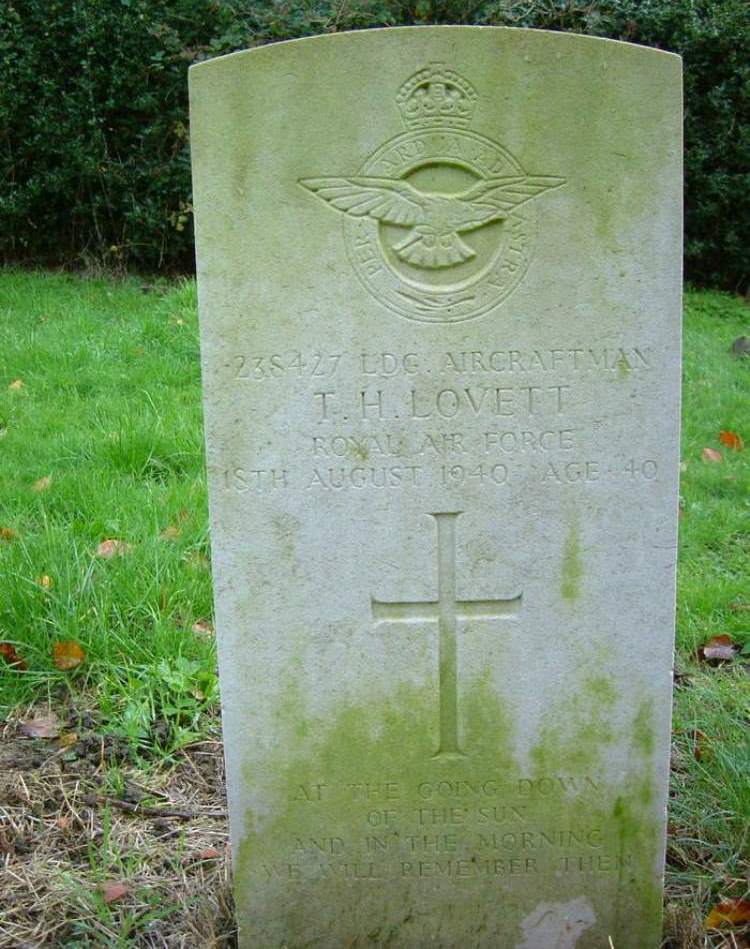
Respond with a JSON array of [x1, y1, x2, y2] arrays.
[[190, 26, 681, 949]]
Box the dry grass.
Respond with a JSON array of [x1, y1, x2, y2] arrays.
[[0, 705, 235, 948]]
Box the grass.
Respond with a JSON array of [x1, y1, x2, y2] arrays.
[[0, 272, 215, 756], [0, 270, 748, 946], [667, 290, 750, 946]]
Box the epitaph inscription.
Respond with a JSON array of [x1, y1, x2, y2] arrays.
[[191, 26, 682, 948]]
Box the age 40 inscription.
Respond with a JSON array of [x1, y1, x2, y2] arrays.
[[234, 352, 343, 380]]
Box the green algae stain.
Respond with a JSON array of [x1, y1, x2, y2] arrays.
[[529, 675, 616, 780], [230, 662, 665, 947], [587, 675, 617, 706], [616, 351, 632, 380], [633, 699, 656, 757], [349, 442, 369, 462], [561, 517, 583, 602]]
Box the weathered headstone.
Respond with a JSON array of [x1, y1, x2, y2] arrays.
[[190, 27, 682, 948]]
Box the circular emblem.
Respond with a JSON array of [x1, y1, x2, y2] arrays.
[[301, 64, 565, 325]]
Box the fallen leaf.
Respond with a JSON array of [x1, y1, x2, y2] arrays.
[[697, 634, 739, 663], [32, 475, 52, 492], [96, 538, 133, 559], [728, 601, 750, 612], [197, 847, 221, 860], [191, 620, 214, 636], [56, 814, 71, 831], [8, 379, 23, 391], [0, 527, 17, 541], [705, 898, 750, 929], [701, 447, 723, 463], [19, 713, 60, 738], [160, 525, 181, 541], [184, 846, 221, 864], [719, 430, 744, 451], [101, 881, 129, 904], [0, 643, 27, 670], [57, 731, 79, 749], [37, 575, 53, 588], [53, 640, 86, 670]]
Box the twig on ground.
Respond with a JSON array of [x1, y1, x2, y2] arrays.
[[81, 794, 226, 819]]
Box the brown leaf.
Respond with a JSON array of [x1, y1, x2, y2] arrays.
[[705, 898, 750, 929], [8, 379, 24, 391], [53, 640, 86, 671], [101, 881, 129, 904], [186, 846, 221, 863], [0, 527, 17, 541], [19, 713, 60, 738], [191, 620, 214, 637], [719, 430, 744, 451], [0, 642, 27, 670], [697, 634, 739, 663], [57, 731, 79, 749], [159, 525, 182, 541], [701, 447, 723, 463], [96, 538, 133, 559], [37, 574, 53, 588], [32, 475, 52, 492], [56, 814, 72, 831], [728, 601, 750, 613]]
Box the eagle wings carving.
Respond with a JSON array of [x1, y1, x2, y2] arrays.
[[300, 175, 565, 270]]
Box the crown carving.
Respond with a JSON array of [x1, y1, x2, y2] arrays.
[[396, 64, 478, 129]]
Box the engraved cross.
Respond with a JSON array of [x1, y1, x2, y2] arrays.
[[372, 512, 522, 758]]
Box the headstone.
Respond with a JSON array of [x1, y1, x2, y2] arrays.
[[190, 27, 682, 948]]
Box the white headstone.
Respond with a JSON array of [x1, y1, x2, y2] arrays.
[[190, 27, 682, 948]]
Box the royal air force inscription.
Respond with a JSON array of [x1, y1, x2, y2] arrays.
[[221, 344, 658, 495]]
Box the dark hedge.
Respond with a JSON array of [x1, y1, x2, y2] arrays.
[[0, 1, 748, 290]]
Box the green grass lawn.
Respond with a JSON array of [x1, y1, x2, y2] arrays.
[[0, 270, 748, 946], [0, 272, 215, 747]]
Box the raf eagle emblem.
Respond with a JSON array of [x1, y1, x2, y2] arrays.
[[300, 175, 565, 270]]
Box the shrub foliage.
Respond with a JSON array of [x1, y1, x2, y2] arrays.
[[1, 1, 747, 290]]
